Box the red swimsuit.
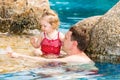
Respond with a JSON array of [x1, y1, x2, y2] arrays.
[[41, 32, 62, 56]]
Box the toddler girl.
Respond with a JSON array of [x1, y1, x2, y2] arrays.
[[30, 10, 65, 58]]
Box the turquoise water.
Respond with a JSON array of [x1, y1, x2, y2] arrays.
[[0, 0, 120, 80], [50, 0, 119, 33]]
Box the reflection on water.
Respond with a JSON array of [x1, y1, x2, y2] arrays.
[[0, 63, 100, 80], [1, 62, 120, 80]]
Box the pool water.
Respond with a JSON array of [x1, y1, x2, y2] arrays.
[[50, 0, 119, 33], [0, 62, 120, 80], [0, 0, 120, 80], [95, 62, 120, 79]]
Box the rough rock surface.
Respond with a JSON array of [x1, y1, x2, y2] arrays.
[[74, 1, 120, 63], [0, 0, 49, 34]]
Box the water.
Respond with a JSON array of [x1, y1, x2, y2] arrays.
[[50, 0, 119, 33], [95, 62, 120, 79], [0, 0, 120, 80], [0, 62, 120, 80]]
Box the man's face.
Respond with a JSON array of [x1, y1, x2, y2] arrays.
[[63, 31, 73, 52]]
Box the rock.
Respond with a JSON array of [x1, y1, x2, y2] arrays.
[[73, 1, 120, 63], [88, 1, 120, 61], [0, 0, 50, 34]]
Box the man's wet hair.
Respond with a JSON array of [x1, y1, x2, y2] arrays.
[[69, 26, 89, 51]]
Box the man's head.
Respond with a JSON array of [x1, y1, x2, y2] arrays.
[[69, 26, 89, 51], [63, 26, 89, 52]]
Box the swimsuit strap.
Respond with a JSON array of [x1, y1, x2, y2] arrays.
[[44, 32, 59, 39], [58, 32, 60, 39], [44, 32, 46, 38]]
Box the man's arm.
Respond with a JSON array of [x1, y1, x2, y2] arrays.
[[9, 52, 68, 63]]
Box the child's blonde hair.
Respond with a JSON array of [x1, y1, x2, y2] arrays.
[[40, 9, 60, 29]]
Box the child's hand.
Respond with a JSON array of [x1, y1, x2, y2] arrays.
[[33, 49, 43, 56], [30, 37, 36, 44], [59, 50, 68, 57]]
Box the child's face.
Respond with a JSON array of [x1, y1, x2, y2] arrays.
[[40, 19, 53, 34]]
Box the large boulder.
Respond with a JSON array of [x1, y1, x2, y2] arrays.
[[73, 1, 120, 63], [0, 0, 50, 34]]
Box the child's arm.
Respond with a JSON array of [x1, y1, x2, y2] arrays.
[[30, 34, 43, 48]]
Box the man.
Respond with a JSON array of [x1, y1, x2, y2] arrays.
[[7, 26, 94, 65]]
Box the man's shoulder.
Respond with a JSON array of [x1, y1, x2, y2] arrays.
[[68, 54, 93, 63]]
